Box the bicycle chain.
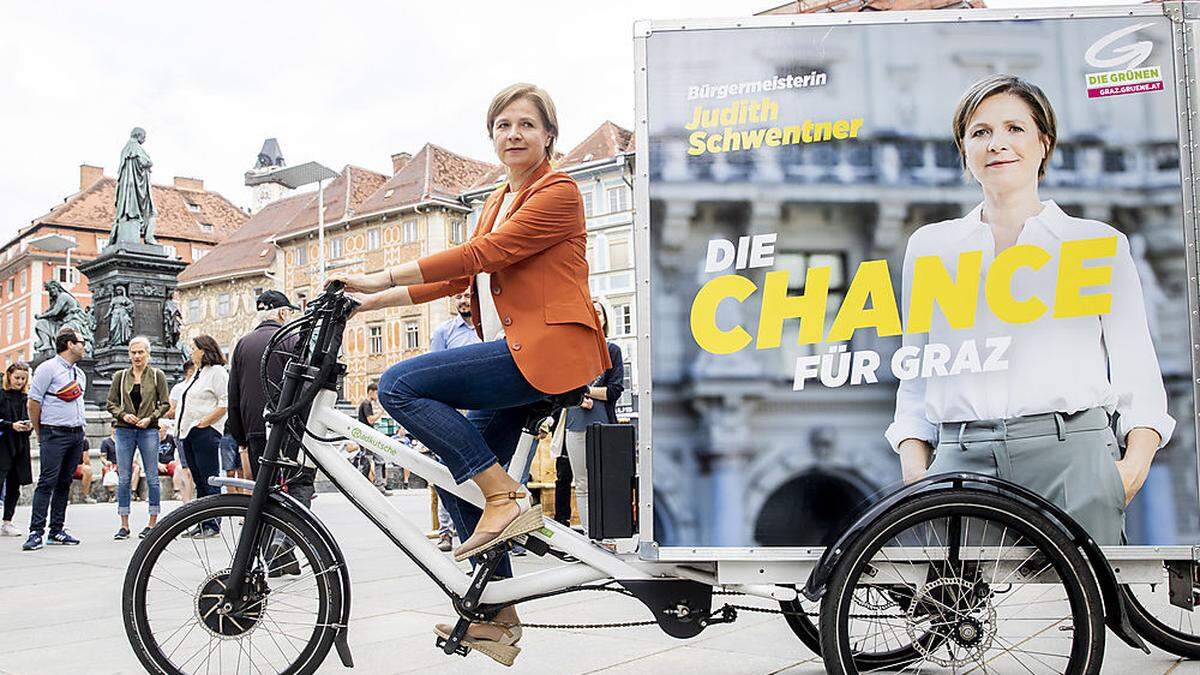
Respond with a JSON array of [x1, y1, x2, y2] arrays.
[[513, 587, 819, 630]]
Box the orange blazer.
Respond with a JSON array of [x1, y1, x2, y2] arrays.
[[409, 159, 611, 394]]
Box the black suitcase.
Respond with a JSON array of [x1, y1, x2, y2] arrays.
[[585, 422, 637, 538]]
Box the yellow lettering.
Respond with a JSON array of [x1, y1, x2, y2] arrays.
[[690, 274, 757, 354], [1054, 236, 1116, 318], [905, 251, 983, 333], [827, 260, 901, 341], [756, 268, 831, 349], [985, 244, 1050, 324], [687, 131, 707, 156]]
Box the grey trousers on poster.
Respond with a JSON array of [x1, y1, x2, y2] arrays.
[[929, 407, 1126, 546]]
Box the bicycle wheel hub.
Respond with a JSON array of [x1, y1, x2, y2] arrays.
[[196, 570, 266, 638], [906, 577, 997, 667]]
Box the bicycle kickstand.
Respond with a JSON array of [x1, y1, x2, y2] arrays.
[[438, 545, 508, 656]]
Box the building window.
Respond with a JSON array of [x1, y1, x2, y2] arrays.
[[296, 245, 308, 265], [96, 235, 109, 250], [5, 313, 10, 341], [186, 202, 201, 213], [217, 293, 231, 317], [18, 307, 26, 334], [369, 324, 383, 353], [450, 219, 466, 244], [55, 266, 80, 286], [5, 279, 12, 296], [367, 228, 381, 251], [606, 185, 629, 213], [613, 302, 633, 336], [187, 298, 201, 321], [163, 244, 178, 259], [193, 248, 207, 261], [200, 222, 214, 233], [608, 235, 631, 270], [19, 270, 25, 292], [328, 236, 343, 259], [404, 320, 420, 349], [581, 189, 594, 217], [402, 219, 418, 243]]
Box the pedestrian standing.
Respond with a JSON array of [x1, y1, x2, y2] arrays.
[[23, 327, 87, 551], [227, 290, 315, 505], [177, 335, 228, 538], [106, 336, 171, 540], [0, 363, 33, 537], [167, 360, 196, 502], [356, 383, 394, 494], [426, 289, 479, 549], [562, 301, 624, 535]]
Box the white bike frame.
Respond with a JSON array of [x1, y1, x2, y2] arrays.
[[298, 388, 796, 606]]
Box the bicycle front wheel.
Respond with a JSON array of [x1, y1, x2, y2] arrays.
[[123, 494, 343, 675]]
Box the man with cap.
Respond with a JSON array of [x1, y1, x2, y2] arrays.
[[227, 290, 311, 499], [228, 290, 313, 575]]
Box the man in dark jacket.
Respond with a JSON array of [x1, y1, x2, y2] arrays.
[[227, 290, 314, 505]]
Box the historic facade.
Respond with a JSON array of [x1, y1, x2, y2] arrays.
[[0, 165, 245, 366], [272, 145, 492, 403]]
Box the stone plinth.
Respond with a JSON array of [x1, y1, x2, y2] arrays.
[[77, 243, 189, 407]]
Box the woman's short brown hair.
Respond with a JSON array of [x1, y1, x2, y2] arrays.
[[486, 83, 559, 160], [951, 74, 1058, 179], [4, 362, 29, 393], [192, 335, 227, 368]]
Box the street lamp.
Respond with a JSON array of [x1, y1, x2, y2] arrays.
[[246, 160, 340, 286], [28, 232, 79, 282]]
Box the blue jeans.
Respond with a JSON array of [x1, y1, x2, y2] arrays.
[[379, 340, 550, 578], [29, 426, 84, 535], [115, 426, 161, 516]]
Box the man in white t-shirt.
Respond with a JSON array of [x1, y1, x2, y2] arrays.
[[165, 360, 195, 501]]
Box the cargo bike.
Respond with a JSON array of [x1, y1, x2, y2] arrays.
[[121, 3, 1200, 673]]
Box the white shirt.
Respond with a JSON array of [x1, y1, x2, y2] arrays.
[[476, 192, 516, 342], [177, 364, 230, 438], [885, 201, 1174, 451]]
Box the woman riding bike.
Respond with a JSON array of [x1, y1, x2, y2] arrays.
[[329, 82, 610, 665]]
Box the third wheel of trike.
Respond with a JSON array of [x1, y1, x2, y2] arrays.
[[818, 489, 1105, 674]]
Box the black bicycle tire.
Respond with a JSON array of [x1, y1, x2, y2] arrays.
[[123, 495, 342, 675], [1122, 583, 1200, 659], [818, 490, 1106, 675], [781, 595, 938, 667]]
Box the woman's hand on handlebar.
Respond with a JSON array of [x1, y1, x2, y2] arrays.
[[326, 271, 391, 294], [346, 292, 380, 315]]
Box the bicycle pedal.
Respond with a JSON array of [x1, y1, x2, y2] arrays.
[[435, 635, 471, 657]]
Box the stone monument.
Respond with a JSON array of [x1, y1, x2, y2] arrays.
[[76, 127, 188, 406]]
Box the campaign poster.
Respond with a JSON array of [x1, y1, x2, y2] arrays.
[[644, 15, 1198, 549]]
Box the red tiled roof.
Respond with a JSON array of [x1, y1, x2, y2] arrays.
[[274, 165, 389, 239], [356, 144, 496, 217], [558, 121, 634, 170], [26, 176, 247, 243], [178, 191, 312, 284]]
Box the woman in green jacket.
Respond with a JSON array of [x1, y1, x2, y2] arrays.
[[106, 336, 170, 540]]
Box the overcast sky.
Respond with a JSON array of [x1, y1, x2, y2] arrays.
[[0, 0, 1142, 242]]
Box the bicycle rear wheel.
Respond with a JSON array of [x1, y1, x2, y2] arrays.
[[123, 494, 343, 675], [819, 490, 1105, 674], [1122, 579, 1200, 658]]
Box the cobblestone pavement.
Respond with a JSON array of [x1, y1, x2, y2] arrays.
[[0, 492, 1195, 674]]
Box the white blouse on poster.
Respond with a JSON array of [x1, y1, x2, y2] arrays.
[[475, 192, 516, 342], [884, 200, 1175, 451]]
